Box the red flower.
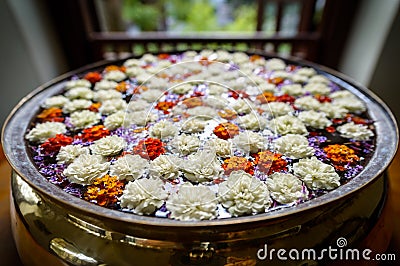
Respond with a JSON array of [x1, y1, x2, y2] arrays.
[[254, 151, 288, 175], [155, 101, 176, 114], [276, 94, 296, 103], [36, 108, 64, 122], [133, 138, 165, 160], [40, 134, 73, 154], [84, 72, 102, 83], [80, 125, 110, 142]]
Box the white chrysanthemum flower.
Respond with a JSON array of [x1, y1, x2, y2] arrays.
[[208, 84, 228, 95], [150, 120, 177, 139], [170, 134, 200, 155], [269, 115, 308, 135], [69, 110, 101, 129], [167, 184, 217, 221], [297, 110, 332, 129], [260, 102, 294, 118], [120, 178, 168, 215], [125, 66, 145, 77], [181, 118, 206, 134], [181, 150, 223, 182], [296, 67, 316, 77], [171, 84, 192, 95], [230, 99, 254, 114], [270, 70, 292, 80], [90, 135, 126, 156], [123, 58, 141, 67], [65, 79, 91, 90], [127, 99, 150, 112], [94, 80, 118, 90], [41, 95, 70, 109], [333, 97, 366, 113], [274, 134, 314, 159], [303, 83, 331, 95], [99, 99, 127, 115], [205, 138, 232, 157], [218, 170, 271, 216], [308, 75, 330, 85], [103, 111, 125, 130], [125, 110, 156, 127], [280, 84, 303, 96], [93, 90, 122, 102], [63, 154, 110, 185], [65, 87, 94, 100], [294, 96, 321, 110], [146, 77, 169, 90], [258, 83, 276, 93], [266, 173, 308, 204], [265, 58, 286, 70], [110, 154, 149, 181], [245, 85, 264, 96], [337, 122, 374, 141], [237, 112, 267, 131], [232, 131, 266, 153], [293, 157, 340, 190], [232, 52, 249, 64], [330, 90, 354, 99], [186, 106, 218, 120], [204, 96, 229, 109], [215, 49, 232, 62], [25, 122, 67, 143], [62, 99, 92, 113], [292, 74, 309, 84], [141, 89, 164, 103], [103, 70, 126, 82], [149, 155, 180, 180], [56, 144, 90, 164], [318, 103, 348, 118], [141, 53, 157, 63]]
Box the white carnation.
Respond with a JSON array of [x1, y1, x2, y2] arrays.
[[218, 170, 271, 216], [141, 89, 164, 103], [181, 118, 206, 133], [296, 67, 316, 77], [266, 173, 308, 204], [110, 154, 149, 181], [269, 115, 308, 135], [303, 83, 331, 95], [170, 134, 200, 155], [274, 134, 314, 159], [65, 79, 91, 90], [103, 70, 126, 82], [65, 87, 94, 100], [186, 106, 218, 120], [270, 70, 292, 80], [125, 110, 156, 127], [293, 157, 340, 190], [333, 97, 366, 113], [104, 111, 125, 130], [149, 155, 180, 180], [99, 99, 127, 115], [150, 120, 178, 139], [56, 144, 89, 164], [232, 131, 266, 153], [232, 52, 249, 64], [90, 135, 126, 156], [26, 122, 67, 143], [171, 84, 192, 95], [69, 110, 101, 129], [337, 122, 374, 141], [127, 99, 150, 112], [230, 99, 254, 114], [125, 66, 145, 77], [294, 96, 321, 110], [260, 102, 294, 117], [265, 58, 286, 70], [330, 90, 354, 99], [63, 154, 110, 185], [94, 80, 118, 90], [297, 110, 332, 129], [204, 96, 229, 109], [318, 103, 348, 118], [141, 53, 157, 63], [167, 184, 217, 221], [280, 84, 303, 96], [62, 99, 92, 113], [123, 58, 141, 68], [93, 90, 122, 102], [205, 138, 232, 157], [237, 113, 267, 131], [208, 84, 228, 95], [308, 75, 330, 85], [120, 178, 168, 215], [292, 74, 309, 84], [181, 150, 223, 182], [41, 95, 70, 109]]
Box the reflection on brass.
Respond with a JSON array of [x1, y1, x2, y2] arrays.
[[49, 238, 99, 266], [225, 256, 257, 266]]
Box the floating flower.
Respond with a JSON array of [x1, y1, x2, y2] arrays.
[[274, 134, 314, 159], [218, 109, 238, 120], [99, 98, 127, 115], [56, 144, 90, 164], [26, 122, 67, 143], [266, 173, 307, 204], [40, 134, 73, 155], [141, 89, 164, 103], [93, 90, 122, 102], [65, 87, 94, 100], [230, 99, 254, 114], [293, 157, 340, 190], [167, 183, 217, 221], [155, 101, 176, 114], [232, 131, 266, 154], [297, 110, 332, 129], [149, 154, 181, 180], [222, 156, 254, 175], [181, 118, 206, 134], [133, 138, 165, 160], [63, 154, 110, 185], [41, 95, 70, 109], [80, 125, 110, 142], [255, 150, 288, 175], [62, 99, 93, 113], [294, 96, 321, 110], [90, 135, 126, 156], [333, 97, 366, 113], [103, 70, 126, 82], [260, 102, 294, 118], [280, 84, 303, 96], [269, 115, 308, 135], [150, 120, 178, 139], [84, 175, 125, 207], [256, 92, 277, 104], [65, 79, 91, 90], [36, 107, 64, 122], [120, 178, 168, 215], [127, 99, 150, 112], [337, 122, 374, 141], [218, 170, 271, 216], [237, 113, 267, 131], [110, 154, 149, 181], [170, 134, 200, 155], [94, 80, 118, 90], [84, 71, 102, 83], [125, 110, 157, 127], [213, 122, 240, 140], [181, 150, 223, 182], [205, 138, 232, 157], [323, 144, 360, 172], [186, 106, 217, 119], [171, 84, 192, 95], [318, 103, 348, 119], [303, 83, 331, 95], [69, 110, 101, 129]]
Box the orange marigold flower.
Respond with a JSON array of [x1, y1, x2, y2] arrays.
[[84, 175, 125, 207], [222, 156, 254, 175], [182, 97, 203, 108], [155, 101, 176, 114], [40, 134, 73, 154], [80, 125, 110, 142], [315, 95, 332, 103], [256, 92, 277, 104], [213, 123, 240, 140], [218, 109, 238, 120], [268, 77, 284, 85], [276, 94, 296, 103], [115, 81, 129, 93], [37, 107, 64, 122], [158, 53, 170, 60], [250, 54, 263, 62], [105, 65, 125, 72], [84, 72, 102, 83], [133, 138, 165, 160], [228, 90, 249, 99], [88, 102, 101, 112], [324, 144, 360, 172], [254, 151, 288, 175]]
